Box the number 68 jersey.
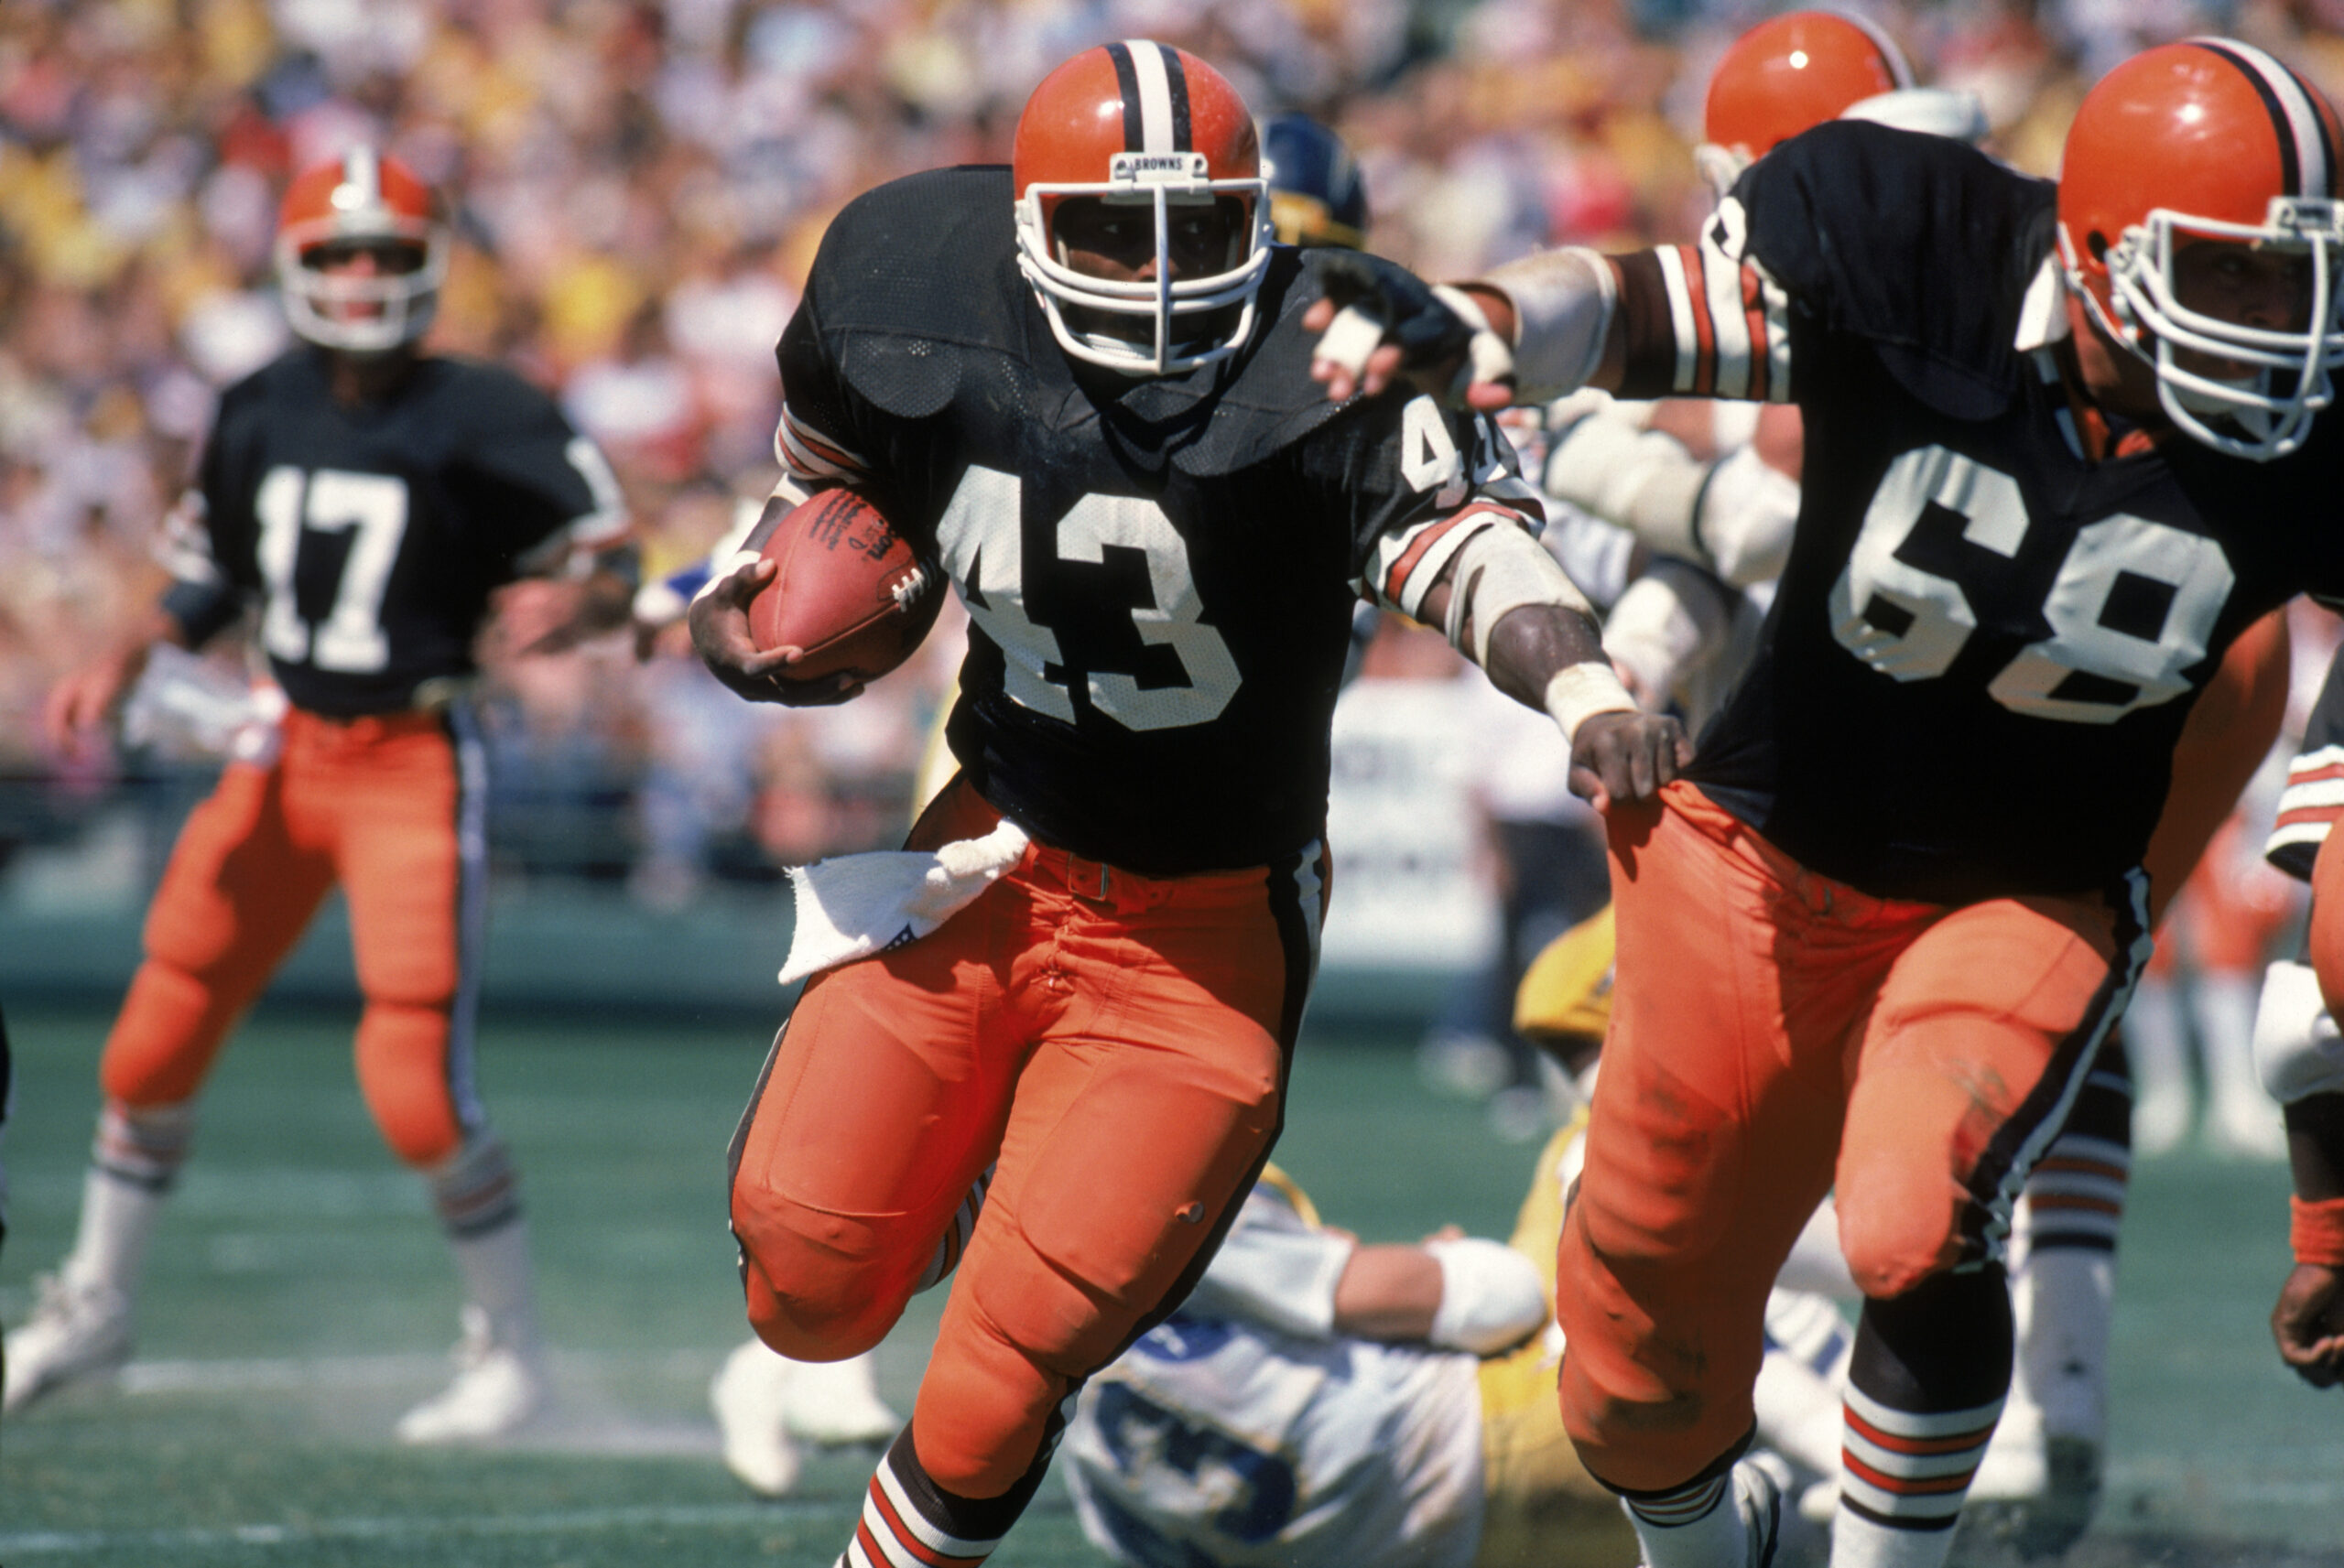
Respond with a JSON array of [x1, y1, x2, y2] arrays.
[[776, 166, 1540, 876], [160, 349, 625, 718], [1620, 121, 2344, 903]]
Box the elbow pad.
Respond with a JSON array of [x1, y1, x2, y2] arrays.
[[1484, 246, 1616, 402], [1544, 406, 1709, 562], [1695, 446, 1798, 589], [1426, 1237, 1549, 1355], [1602, 561, 1733, 704], [2253, 959, 2344, 1103]]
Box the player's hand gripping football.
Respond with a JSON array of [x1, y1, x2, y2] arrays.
[[1568, 708, 1693, 815], [2272, 1261, 2344, 1388], [1304, 253, 1517, 409], [689, 557, 866, 707]]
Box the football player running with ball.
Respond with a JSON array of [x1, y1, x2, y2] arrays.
[[1312, 36, 2344, 1568], [11, 148, 635, 1442], [688, 42, 1683, 1568]]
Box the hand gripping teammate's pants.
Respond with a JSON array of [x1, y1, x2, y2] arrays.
[[1557, 784, 2146, 1499], [729, 778, 1326, 1525]]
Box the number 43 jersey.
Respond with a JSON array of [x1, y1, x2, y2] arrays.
[[1615, 121, 2344, 903], [776, 166, 1539, 876], [162, 349, 626, 718]]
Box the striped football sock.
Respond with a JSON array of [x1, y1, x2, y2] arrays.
[[1616, 1433, 1782, 1568], [841, 1419, 1051, 1568], [913, 1164, 994, 1294], [1835, 1267, 2011, 1567]]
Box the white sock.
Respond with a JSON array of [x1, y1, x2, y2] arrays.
[[2122, 979, 2192, 1152], [424, 1133, 540, 1355], [2199, 974, 2278, 1119], [63, 1101, 194, 1298], [61, 1167, 167, 1300], [2013, 1247, 2111, 1444]]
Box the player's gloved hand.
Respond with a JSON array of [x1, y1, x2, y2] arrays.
[[2273, 1261, 2344, 1388], [1568, 708, 1692, 815], [689, 557, 866, 708], [1304, 253, 1515, 409]]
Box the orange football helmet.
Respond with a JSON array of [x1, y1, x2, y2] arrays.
[[275, 146, 448, 352], [1704, 11, 1912, 164], [1012, 41, 1270, 375], [2059, 38, 2344, 460]]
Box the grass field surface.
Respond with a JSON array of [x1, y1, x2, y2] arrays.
[[0, 1004, 2339, 1565]]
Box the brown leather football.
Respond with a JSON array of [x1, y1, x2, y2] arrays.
[[747, 489, 940, 681]]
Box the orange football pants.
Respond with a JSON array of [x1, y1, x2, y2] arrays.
[[1557, 783, 2145, 1491], [729, 777, 1325, 1498], [100, 707, 487, 1167]]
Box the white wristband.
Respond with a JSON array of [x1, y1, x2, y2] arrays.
[[1425, 1237, 1549, 1355], [1543, 662, 1638, 745]]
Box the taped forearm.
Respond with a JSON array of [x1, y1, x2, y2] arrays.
[[1481, 247, 1617, 402], [1440, 519, 1596, 668]]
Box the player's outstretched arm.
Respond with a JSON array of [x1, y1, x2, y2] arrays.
[[687, 555, 864, 707], [1307, 249, 1626, 409], [1330, 1229, 1548, 1355]]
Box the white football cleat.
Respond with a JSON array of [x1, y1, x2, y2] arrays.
[[395, 1305, 547, 1444], [3, 1274, 134, 1414], [711, 1340, 802, 1497], [784, 1350, 900, 1446]]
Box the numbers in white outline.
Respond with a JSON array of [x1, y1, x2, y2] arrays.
[[252, 464, 411, 674], [933, 465, 1243, 730], [1829, 445, 2234, 723]]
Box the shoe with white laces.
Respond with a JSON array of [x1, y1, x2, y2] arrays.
[[3, 1273, 134, 1414], [711, 1340, 803, 1496], [395, 1305, 547, 1444], [784, 1350, 899, 1446]]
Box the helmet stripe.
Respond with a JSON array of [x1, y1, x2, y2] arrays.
[[1839, 11, 1915, 92], [1120, 38, 1178, 153], [1156, 43, 1193, 152], [2192, 38, 2328, 197], [1105, 42, 1145, 151], [342, 144, 382, 207]]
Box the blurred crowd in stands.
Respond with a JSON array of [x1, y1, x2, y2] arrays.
[[5, 0, 2344, 910]]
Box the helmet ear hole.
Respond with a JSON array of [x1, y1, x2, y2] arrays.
[[2088, 232, 2110, 263]]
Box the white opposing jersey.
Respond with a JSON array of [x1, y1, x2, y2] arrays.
[[1061, 1184, 1485, 1568]]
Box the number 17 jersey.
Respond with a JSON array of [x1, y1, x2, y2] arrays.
[[165, 348, 625, 718]]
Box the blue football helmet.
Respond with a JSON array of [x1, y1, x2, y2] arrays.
[[1262, 114, 1367, 250]]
